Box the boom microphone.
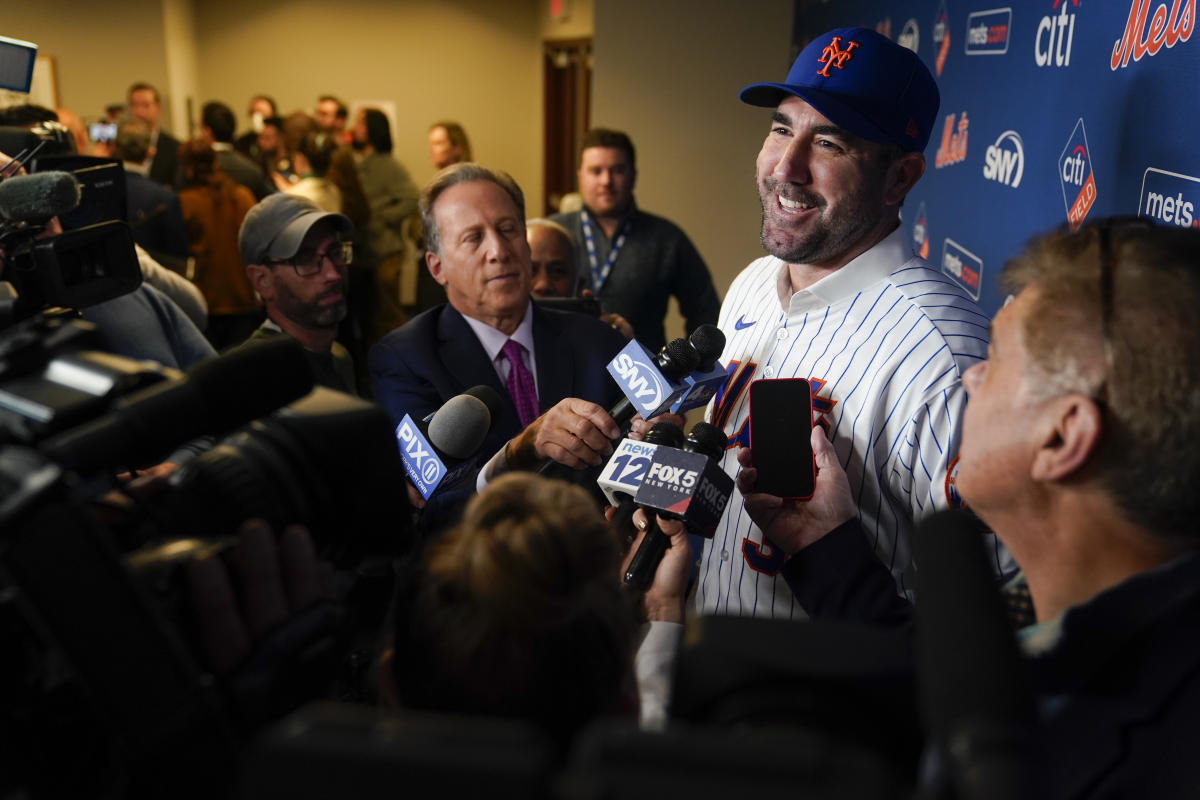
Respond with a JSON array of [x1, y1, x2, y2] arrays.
[[624, 421, 734, 589], [40, 336, 315, 474], [0, 170, 81, 222], [397, 386, 503, 500]]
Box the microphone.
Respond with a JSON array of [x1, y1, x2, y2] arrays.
[[623, 421, 734, 589], [606, 336, 700, 428], [40, 336, 315, 474], [913, 510, 1038, 800], [598, 421, 685, 539], [669, 324, 729, 415], [0, 171, 81, 222], [396, 385, 503, 500], [532, 336, 698, 478]]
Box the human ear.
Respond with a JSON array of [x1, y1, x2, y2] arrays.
[[1031, 395, 1103, 482], [884, 152, 926, 206]]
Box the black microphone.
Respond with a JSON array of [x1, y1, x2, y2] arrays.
[[534, 336, 699, 478], [607, 336, 700, 429], [598, 421, 685, 542], [398, 385, 503, 500], [913, 509, 1038, 800], [689, 324, 725, 372], [668, 324, 728, 415], [0, 170, 81, 222], [624, 421, 734, 590], [40, 336, 315, 474]]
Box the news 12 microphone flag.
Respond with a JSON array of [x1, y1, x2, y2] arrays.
[[793, 0, 1199, 316]]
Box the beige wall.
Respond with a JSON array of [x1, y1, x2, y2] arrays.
[[193, 0, 545, 213], [4, 0, 173, 126], [592, 0, 793, 331]]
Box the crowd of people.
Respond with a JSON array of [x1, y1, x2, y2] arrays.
[[1, 24, 1199, 799]]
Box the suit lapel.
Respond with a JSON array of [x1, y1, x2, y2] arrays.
[[531, 305, 575, 411], [436, 306, 523, 441]]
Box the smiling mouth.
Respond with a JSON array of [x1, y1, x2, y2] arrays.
[[777, 194, 817, 214]]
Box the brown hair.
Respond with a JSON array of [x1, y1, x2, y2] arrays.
[[430, 121, 472, 163], [419, 163, 525, 255], [1000, 221, 1200, 541], [392, 473, 635, 739]]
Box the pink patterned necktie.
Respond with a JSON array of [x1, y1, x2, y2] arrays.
[[501, 339, 539, 428]]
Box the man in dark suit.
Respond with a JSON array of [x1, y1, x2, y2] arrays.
[[368, 163, 627, 492], [128, 82, 180, 188], [200, 101, 274, 201]]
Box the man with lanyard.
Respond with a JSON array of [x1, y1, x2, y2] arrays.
[[551, 128, 720, 353]]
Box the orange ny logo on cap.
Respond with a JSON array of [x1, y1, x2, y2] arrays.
[[816, 36, 859, 77]]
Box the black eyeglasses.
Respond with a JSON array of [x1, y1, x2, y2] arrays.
[[267, 241, 353, 277]]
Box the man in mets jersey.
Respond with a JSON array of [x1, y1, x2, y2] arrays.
[[698, 27, 1011, 617]]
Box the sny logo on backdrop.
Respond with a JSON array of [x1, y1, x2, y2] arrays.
[[1139, 168, 1200, 228], [983, 130, 1024, 188], [1059, 119, 1096, 231], [899, 18, 920, 52], [1111, 0, 1196, 70], [1036, 0, 1079, 67], [941, 238, 983, 300], [933, 1, 952, 75], [935, 112, 968, 168], [966, 8, 1011, 55]]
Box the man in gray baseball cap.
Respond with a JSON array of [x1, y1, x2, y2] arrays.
[[238, 192, 359, 393]]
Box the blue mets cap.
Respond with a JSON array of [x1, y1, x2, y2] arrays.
[[739, 27, 940, 153]]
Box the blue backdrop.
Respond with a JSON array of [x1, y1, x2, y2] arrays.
[[794, 0, 1199, 315]]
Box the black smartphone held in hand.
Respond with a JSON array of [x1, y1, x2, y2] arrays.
[[748, 378, 816, 500]]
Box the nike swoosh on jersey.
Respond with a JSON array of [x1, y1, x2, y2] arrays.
[[734, 316, 756, 330]]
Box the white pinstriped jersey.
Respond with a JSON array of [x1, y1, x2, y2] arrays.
[[697, 227, 1008, 618]]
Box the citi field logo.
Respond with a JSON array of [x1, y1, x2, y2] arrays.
[[912, 202, 931, 260], [934, 112, 968, 168], [899, 18, 920, 52], [1111, 0, 1196, 70], [983, 130, 1025, 188], [1036, 0, 1079, 67], [941, 237, 983, 300], [933, 2, 952, 75], [966, 8, 1011, 55], [1059, 119, 1097, 231], [1139, 168, 1200, 228]]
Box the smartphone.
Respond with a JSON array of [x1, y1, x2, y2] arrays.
[[748, 378, 815, 500], [89, 122, 117, 143]]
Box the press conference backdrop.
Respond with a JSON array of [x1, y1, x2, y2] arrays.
[[794, 0, 1199, 316]]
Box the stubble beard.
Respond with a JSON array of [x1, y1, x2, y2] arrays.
[[758, 175, 885, 266]]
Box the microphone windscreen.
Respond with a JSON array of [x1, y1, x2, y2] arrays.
[[462, 384, 504, 425], [684, 420, 727, 460], [644, 421, 685, 448], [689, 324, 726, 369], [427, 392, 493, 460], [660, 337, 700, 379], [188, 337, 315, 431], [0, 171, 81, 221], [913, 509, 1033, 736]]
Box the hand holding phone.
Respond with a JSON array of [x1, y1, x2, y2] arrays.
[[748, 378, 816, 500]]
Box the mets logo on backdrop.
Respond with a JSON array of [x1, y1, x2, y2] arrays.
[[1059, 119, 1096, 231], [817, 36, 860, 76], [899, 18, 920, 51], [934, 112, 968, 168], [1036, 0, 1080, 67], [1139, 167, 1200, 228], [966, 7, 1012, 55], [1111, 0, 1196, 70], [912, 202, 931, 260], [941, 237, 983, 300], [933, 1, 952, 75], [983, 130, 1024, 188]]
